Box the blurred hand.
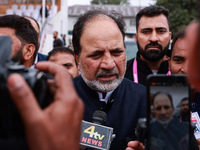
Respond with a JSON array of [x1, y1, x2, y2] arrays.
[[186, 21, 200, 91], [7, 62, 84, 150], [126, 141, 145, 150], [197, 139, 200, 150]]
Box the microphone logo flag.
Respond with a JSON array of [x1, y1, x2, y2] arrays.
[[80, 120, 114, 150]]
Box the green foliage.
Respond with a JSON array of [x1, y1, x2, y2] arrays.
[[91, 0, 129, 5], [156, 0, 198, 34]]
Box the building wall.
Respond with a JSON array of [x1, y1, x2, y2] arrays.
[[68, 5, 143, 34]]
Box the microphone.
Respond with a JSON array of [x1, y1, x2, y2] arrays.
[[80, 110, 115, 150]]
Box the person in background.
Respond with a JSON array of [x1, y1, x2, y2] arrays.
[[72, 9, 146, 150], [168, 22, 200, 149], [53, 31, 63, 48], [168, 27, 200, 116], [178, 97, 190, 122], [24, 16, 47, 66], [60, 34, 66, 46], [0, 15, 38, 68], [39, 5, 49, 19], [47, 47, 79, 78], [61, 34, 66, 46], [125, 5, 171, 85], [168, 28, 188, 74]]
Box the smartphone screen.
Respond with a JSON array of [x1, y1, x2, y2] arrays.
[[146, 74, 190, 150]]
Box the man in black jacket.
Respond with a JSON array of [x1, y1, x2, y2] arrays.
[[72, 10, 146, 150], [125, 5, 171, 85], [0, 15, 38, 68], [25, 16, 47, 67]]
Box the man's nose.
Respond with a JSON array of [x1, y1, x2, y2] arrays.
[[149, 31, 159, 42], [160, 107, 167, 114], [181, 61, 188, 74], [100, 53, 115, 70]]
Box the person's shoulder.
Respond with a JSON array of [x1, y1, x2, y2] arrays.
[[122, 78, 146, 91], [126, 58, 134, 67], [38, 53, 47, 61], [73, 76, 83, 90], [123, 78, 145, 87], [73, 75, 82, 84]]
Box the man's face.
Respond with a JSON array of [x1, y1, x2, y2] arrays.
[[78, 16, 126, 93], [49, 52, 79, 78], [180, 99, 189, 113], [153, 93, 173, 123], [169, 38, 188, 74], [0, 27, 23, 59], [53, 32, 57, 39], [135, 14, 171, 62]]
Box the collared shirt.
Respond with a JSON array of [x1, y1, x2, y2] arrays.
[[31, 53, 38, 68], [97, 90, 114, 103]]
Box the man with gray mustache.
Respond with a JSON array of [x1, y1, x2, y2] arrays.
[[72, 9, 146, 150], [152, 92, 174, 124], [150, 92, 190, 150]]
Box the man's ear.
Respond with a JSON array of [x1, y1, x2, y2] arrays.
[[75, 53, 79, 65], [134, 33, 138, 44], [23, 44, 35, 60], [169, 32, 172, 40], [75, 53, 80, 74]]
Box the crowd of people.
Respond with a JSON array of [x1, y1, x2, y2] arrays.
[[0, 4, 199, 150]]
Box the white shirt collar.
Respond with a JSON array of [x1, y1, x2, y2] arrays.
[[152, 70, 158, 75], [97, 90, 114, 103], [31, 53, 38, 68]]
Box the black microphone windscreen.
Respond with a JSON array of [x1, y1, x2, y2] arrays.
[[92, 110, 107, 125]]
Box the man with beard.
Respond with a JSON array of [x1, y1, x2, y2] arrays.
[[150, 92, 190, 150], [168, 27, 200, 117], [47, 47, 79, 78], [53, 31, 63, 48], [168, 28, 188, 75], [24, 16, 47, 65], [72, 10, 146, 150], [0, 15, 38, 67], [178, 98, 190, 122], [125, 5, 171, 85]]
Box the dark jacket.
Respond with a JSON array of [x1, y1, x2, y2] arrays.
[[73, 76, 146, 150], [53, 39, 63, 48], [37, 52, 47, 61], [150, 118, 199, 150], [125, 52, 169, 86]]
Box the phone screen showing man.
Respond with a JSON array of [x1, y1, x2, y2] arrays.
[[147, 75, 190, 150]]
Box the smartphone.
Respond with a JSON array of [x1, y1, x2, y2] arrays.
[[146, 74, 191, 150]]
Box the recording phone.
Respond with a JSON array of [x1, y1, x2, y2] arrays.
[[146, 74, 191, 150]]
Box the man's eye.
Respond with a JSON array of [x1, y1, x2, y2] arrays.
[[173, 58, 183, 64], [164, 106, 170, 109], [63, 64, 72, 68], [111, 51, 123, 56], [142, 30, 151, 34], [89, 53, 102, 59], [158, 30, 166, 34], [156, 106, 161, 111]]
